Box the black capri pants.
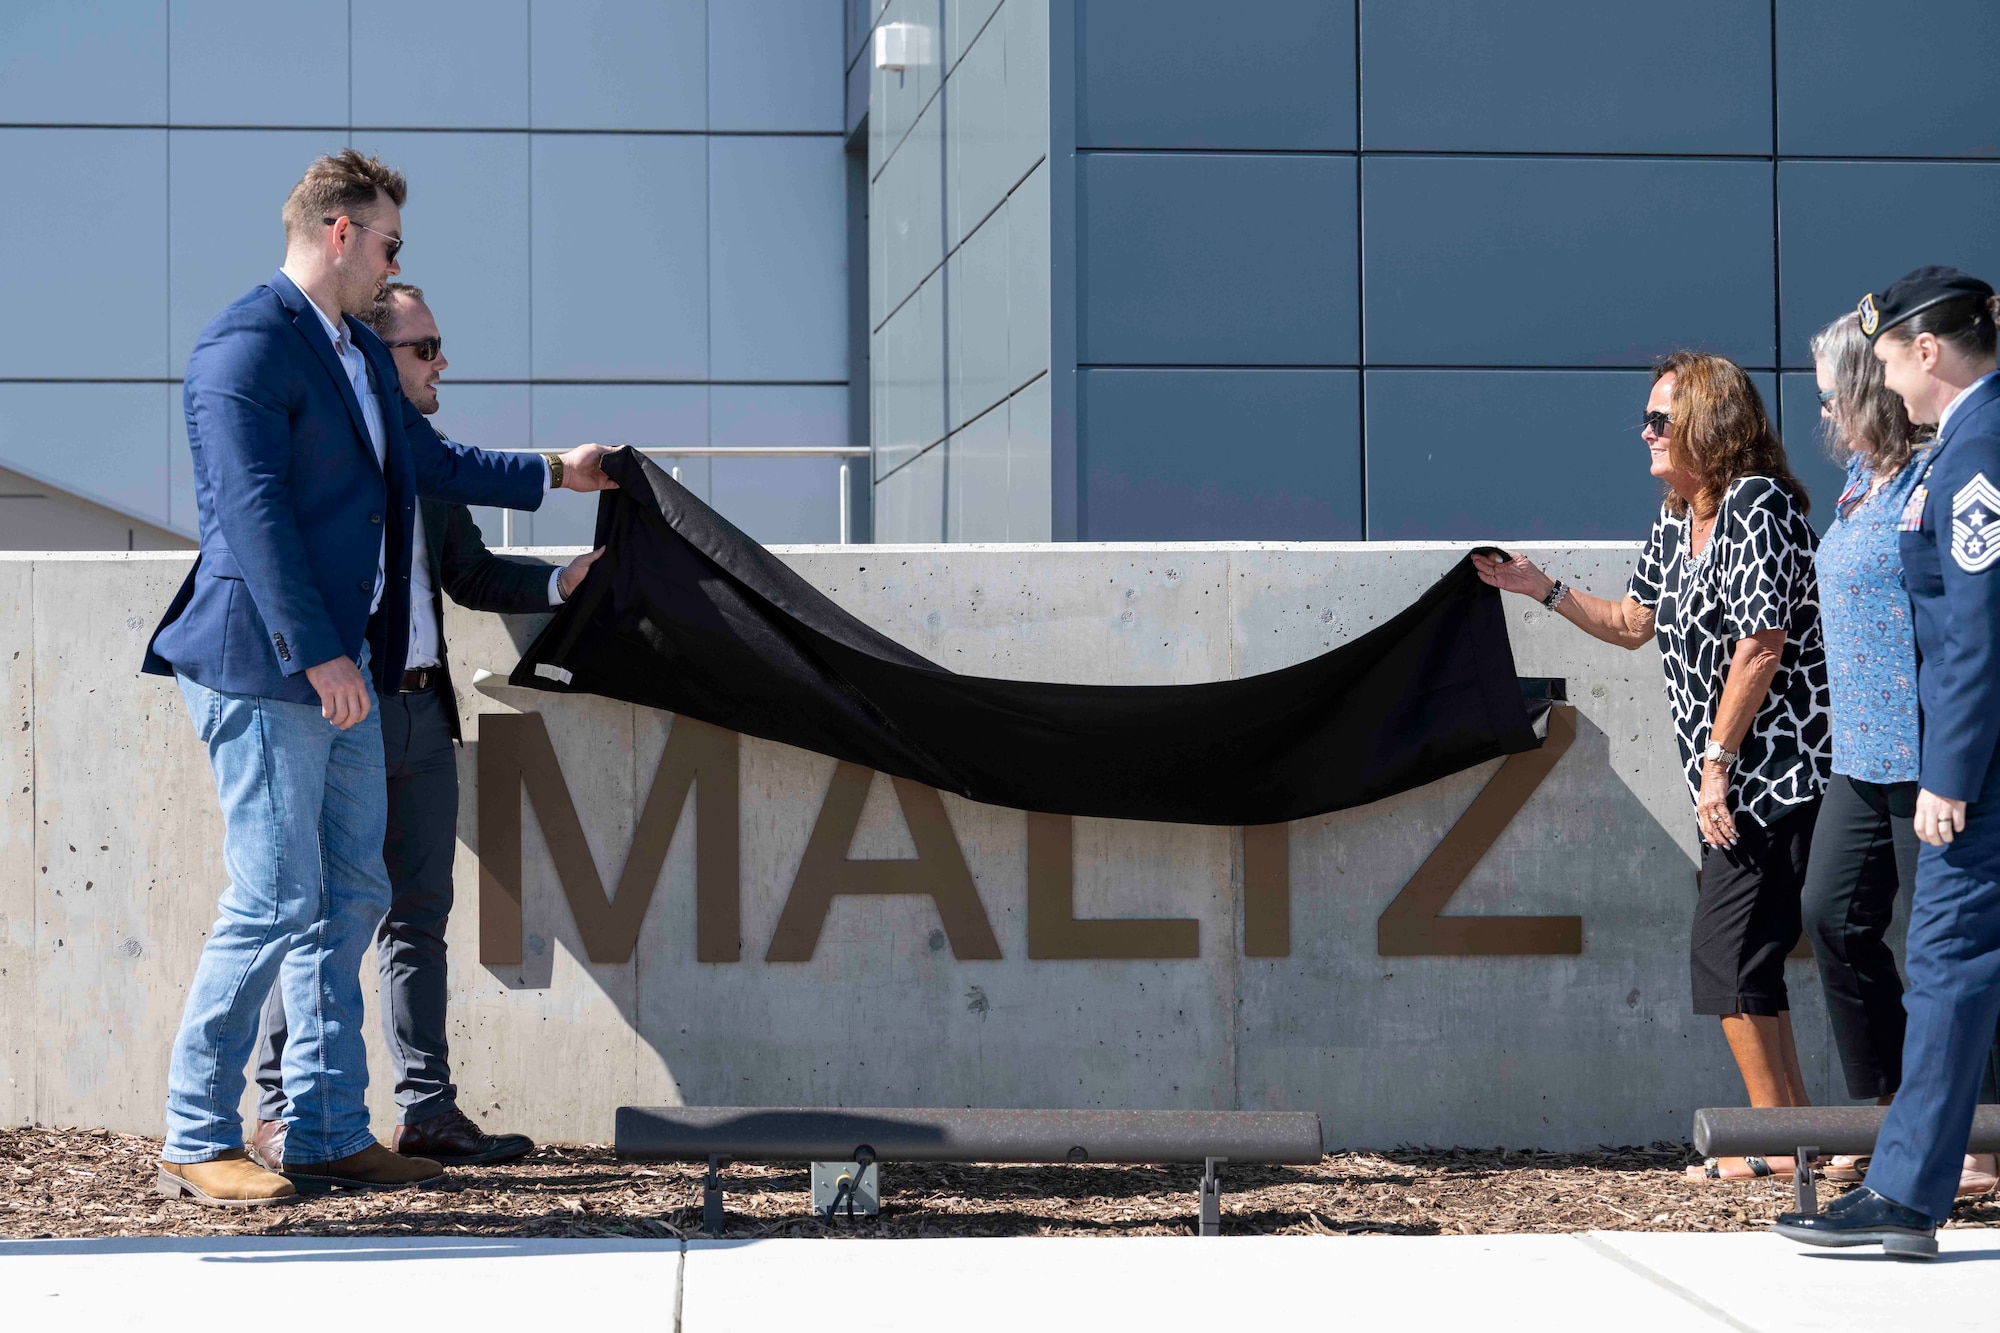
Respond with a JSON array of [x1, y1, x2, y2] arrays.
[[1691, 797, 1821, 1017]]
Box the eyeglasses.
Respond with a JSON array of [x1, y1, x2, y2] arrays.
[[1817, 388, 1838, 407], [1642, 410, 1673, 436], [388, 336, 443, 362], [322, 216, 402, 264]]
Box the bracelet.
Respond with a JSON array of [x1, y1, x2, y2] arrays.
[[1541, 579, 1568, 611], [542, 451, 564, 489]]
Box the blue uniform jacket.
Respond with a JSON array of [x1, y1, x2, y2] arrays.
[[142, 270, 548, 703], [1901, 373, 2000, 803]]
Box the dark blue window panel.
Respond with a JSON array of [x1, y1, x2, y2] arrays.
[[1367, 369, 1784, 540], [1363, 1, 1771, 154], [1078, 154, 1359, 366], [1080, 369, 1361, 540], [1778, 161, 2000, 368], [1075, 0, 1355, 150], [1778, 371, 1864, 535], [1364, 156, 1774, 368], [1777, 0, 2000, 157]]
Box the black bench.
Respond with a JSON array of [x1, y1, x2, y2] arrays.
[[1694, 1105, 2000, 1215], [616, 1106, 1325, 1236]]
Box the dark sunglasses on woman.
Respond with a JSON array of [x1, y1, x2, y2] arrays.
[[388, 336, 443, 362], [1643, 410, 1672, 435]]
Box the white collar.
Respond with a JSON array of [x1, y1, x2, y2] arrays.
[[1938, 369, 2000, 438]]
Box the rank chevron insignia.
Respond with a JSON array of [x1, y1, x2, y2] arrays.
[[1952, 472, 2000, 573]]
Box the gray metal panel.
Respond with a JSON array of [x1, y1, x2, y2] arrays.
[[709, 386, 851, 543], [529, 0, 705, 131], [1007, 163, 1051, 392], [945, 8, 1009, 250], [169, 130, 347, 373], [0, 383, 171, 527], [530, 134, 708, 379], [350, 0, 528, 129], [348, 132, 531, 381], [1362, 0, 1769, 154], [170, 384, 195, 535], [0, 129, 167, 379], [0, 0, 165, 124], [1364, 155, 1773, 368], [1777, 0, 2000, 157], [1080, 369, 1361, 540], [431, 383, 534, 547], [168, 0, 344, 127], [998, 0, 1048, 195], [1778, 160, 2000, 368], [948, 204, 1011, 432], [947, 398, 1010, 540], [616, 1105, 1325, 1164], [1007, 374, 1052, 539], [948, 0, 1005, 73], [1366, 370, 1677, 541], [1695, 1105, 2000, 1157], [710, 0, 845, 132], [709, 136, 849, 382], [1777, 371, 1856, 534], [874, 0, 943, 159], [878, 99, 944, 316], [1075, 0, 1354, 150], [873, 440, 946, 540], [1079, 154, 1359, 366], [876, 271, 946, 478], [530, 384, 708, 545]]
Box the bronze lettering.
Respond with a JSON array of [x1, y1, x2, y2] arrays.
[[478, 711, 740, 965], [1376, 706, 1584, 956], [765, 763, 1002, 962], [1243, 823, 1290, 957], [1026, 812, 1201, 959]]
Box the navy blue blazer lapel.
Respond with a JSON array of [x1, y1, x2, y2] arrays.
[[268, 269, 380, 473], [1939, 374, 2000, 450]]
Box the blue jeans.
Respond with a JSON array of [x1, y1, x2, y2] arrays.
[[162, 655, 391, 1164]]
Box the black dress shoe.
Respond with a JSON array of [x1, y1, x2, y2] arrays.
[[1772, 1187, 1938, 1260], [392, 1107, 534, 1166]]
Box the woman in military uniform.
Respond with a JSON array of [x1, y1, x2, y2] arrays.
[[1777, 267, 2000, 1259]]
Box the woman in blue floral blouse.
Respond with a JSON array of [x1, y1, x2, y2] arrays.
[[1804, 310, 1997, 1197]]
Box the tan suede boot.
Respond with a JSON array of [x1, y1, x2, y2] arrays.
[[283, 1139, 446, 1191], [156, 1150, 298, 1208]]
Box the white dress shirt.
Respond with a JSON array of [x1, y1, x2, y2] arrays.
[[284, 271, 556, 672], [1938, 369, 2000, 439]]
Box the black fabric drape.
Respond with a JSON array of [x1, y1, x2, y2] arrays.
[[510, 448, 1544, 826]]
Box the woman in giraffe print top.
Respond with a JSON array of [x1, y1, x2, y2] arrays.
[[1474, 351, 1830, 1182]]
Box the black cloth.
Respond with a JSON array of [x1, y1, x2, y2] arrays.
[[1802, 774, 1919, 1099], [1691, 797, 1821, 1017], [255, 687, 462, 1125], [422, 496, 562, 740], [510, 448, 1546, 826]]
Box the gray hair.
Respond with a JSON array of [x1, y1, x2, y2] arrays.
[[1809, 309, 1928, 476]]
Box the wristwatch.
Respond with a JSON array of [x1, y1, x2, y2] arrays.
[[1703, 740, 1739, 767], [542, 451, 564, 489]]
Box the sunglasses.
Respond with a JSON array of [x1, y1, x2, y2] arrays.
[[323, 215, 402, 264], [1642, 410, 1673, 436], [388, 336, 443, 362], [1817, 388, 1837, 407]]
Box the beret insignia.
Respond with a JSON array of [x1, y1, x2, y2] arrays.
[[1858, 293, 1880, 338]]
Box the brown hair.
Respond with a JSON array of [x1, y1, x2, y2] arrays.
[[1654, 350, 1809, 519], [1878, 291, 2000, 361], [1810, 310, 1929, 477], [359, 281, 426, 339], [281, 149, 407, 242]]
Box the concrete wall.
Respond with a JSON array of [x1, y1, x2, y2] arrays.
[[0, 0, 852, 547], [0, 543, 1881, 1148]]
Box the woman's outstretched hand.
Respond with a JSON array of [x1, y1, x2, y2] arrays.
[[1472, 551, 1556, 602]]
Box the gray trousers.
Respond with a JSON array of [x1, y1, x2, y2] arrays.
[[254, 686, 461, 1127]]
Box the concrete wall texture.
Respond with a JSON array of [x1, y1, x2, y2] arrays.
[[856, 0, 2000, 542], [0, 0, 854, 547], [0, 546, 1890, 1147]]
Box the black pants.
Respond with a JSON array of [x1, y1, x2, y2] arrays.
[[1691, 799, 1820, 1017], [1802, 771, 2000, 1104], [254, 687, 461, 1126]]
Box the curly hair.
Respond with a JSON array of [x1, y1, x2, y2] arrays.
[[1654, 350, 1809, 519], [1809, 310, 1928, 477]]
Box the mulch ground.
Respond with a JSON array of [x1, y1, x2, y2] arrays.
[[5, 1127, 1997, 1240]]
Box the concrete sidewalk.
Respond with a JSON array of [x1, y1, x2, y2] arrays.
[[3, 1231, 1994, 1331]]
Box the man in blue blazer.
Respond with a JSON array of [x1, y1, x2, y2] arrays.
[[142, 150, 613, 1206]]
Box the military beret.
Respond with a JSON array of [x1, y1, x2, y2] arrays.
[[1858, 265, 1995, 341]]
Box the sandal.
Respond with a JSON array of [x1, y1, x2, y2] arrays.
[[1958, 1153, 1999, 1198], [1688, 1155, 1780, 1181], [1824, 1155, 1869, 1183]]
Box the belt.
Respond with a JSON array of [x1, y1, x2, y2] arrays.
[[400, 667, 441, 693]]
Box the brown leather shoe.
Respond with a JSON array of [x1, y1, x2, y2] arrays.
[[157, 1150, 297, 1208], [393, 1107, 535, 1166], [247, 1118, 288, 1172], [283, 1139, 445, 1191]]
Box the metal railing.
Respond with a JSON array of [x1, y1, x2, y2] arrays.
[[492, 446, 870, 546]]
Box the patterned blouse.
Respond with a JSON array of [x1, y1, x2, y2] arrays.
[[1627, 477, 1832, 826], [1815, 452, 1926, 784]]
